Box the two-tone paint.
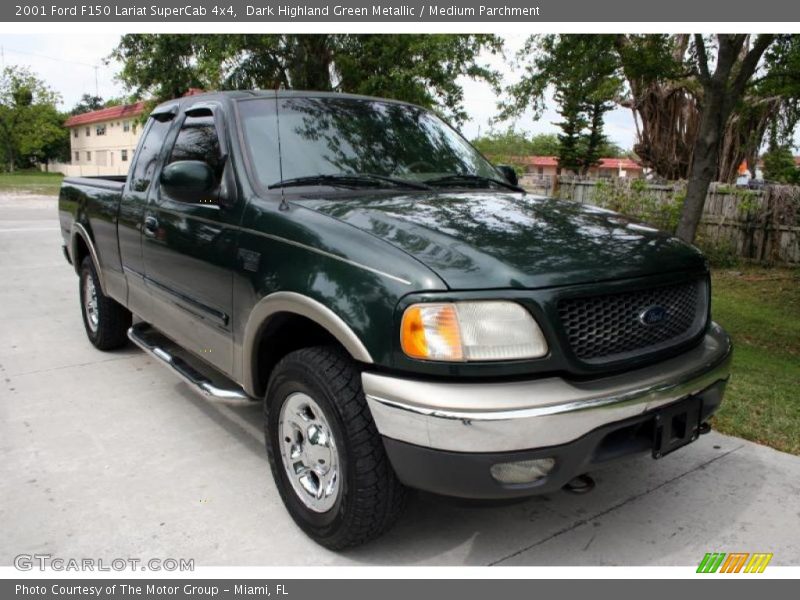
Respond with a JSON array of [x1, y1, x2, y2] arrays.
[[59, 90, 712, 400]]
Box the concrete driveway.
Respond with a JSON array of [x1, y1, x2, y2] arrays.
[[1, 193, 799, 567]]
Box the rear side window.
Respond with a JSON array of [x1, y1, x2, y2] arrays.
[[167, 115, 224, 179], [129, 118, 173, 192]]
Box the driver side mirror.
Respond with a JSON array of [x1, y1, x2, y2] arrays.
[[495, 164, 519, 186], [160, 160, 217, 204]]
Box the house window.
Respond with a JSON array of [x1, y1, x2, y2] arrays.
[[86, 151, 91, 161], [74, 151, 79, 162], [121, 149, 128, 162], [96, 124, 106, 136], [85, 127, 90, 137], [73, 130, 78, 139], [123, 121, 131, 133]]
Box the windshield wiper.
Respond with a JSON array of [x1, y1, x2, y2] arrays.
[[268, 173, 432, 191], [425, 173, 525, 193]]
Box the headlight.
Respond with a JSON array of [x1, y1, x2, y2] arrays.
[[400, 301, 548, 362]]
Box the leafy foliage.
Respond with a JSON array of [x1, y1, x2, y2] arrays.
[[0, 66, 69, 171], [507, 34, 795, 242], [110, 34, 503, 124], [762, 144, 800, 184], [70, 93, 105, 115], [472, 130, 561, 158], [589, 178, 685, 233], [471, 129, 628, 174], [502, 35, 623, 175]]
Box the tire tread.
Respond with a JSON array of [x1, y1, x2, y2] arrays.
[[266, 345, 407, 550]]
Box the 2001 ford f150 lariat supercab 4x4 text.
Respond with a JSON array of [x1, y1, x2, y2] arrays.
[[59, 91, 732, 549]]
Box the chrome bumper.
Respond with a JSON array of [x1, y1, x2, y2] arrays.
[[363, 323, 732, 453]]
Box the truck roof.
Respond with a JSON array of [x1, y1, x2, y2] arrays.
[[151, 89, 420, 117]]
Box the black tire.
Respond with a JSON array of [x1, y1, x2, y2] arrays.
[[79, 256, 132, 350], [264, 346, 407, 550]]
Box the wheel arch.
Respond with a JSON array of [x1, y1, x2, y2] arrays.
[[242, 291, 374, 398], [70, 222, 107, 294]]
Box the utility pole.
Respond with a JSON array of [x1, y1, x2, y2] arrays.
[[94, 65, 99, 97]]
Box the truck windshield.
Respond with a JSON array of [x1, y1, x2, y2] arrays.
[[238, 96, 506, 191]]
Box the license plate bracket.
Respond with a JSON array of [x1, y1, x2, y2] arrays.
[[652, 395, 703, 459]]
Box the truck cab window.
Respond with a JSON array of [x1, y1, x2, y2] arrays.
[[129, 117, 173, 193], [167, 115, 224, 180]]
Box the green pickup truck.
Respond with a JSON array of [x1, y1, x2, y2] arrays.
[[59, 91, 732, 549]]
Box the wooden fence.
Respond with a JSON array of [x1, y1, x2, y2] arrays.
[[544, 178, 800, 265]]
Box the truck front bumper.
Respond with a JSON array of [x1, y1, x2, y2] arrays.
[[362, 322, 732, 499]]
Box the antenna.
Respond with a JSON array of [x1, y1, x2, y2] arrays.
[[94, 65, 99, 97]]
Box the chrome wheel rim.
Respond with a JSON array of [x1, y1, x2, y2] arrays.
[[84, 274, 99, 333], [278, 392, 340, 513]]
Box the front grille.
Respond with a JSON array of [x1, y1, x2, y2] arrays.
[[557, 279, 707, 363]]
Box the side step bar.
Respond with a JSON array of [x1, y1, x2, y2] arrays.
[[128, 323, 251, 404]]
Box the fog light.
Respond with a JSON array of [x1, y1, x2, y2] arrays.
[[490, 458, 555, 484]]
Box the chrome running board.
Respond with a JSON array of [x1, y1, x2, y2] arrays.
[[128, 323, 251, 404]]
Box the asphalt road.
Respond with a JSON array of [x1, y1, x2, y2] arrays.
[[2, 193, 799, 567]]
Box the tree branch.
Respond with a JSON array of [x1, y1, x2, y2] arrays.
[[694, 34, 711, 84], [731, 34, 776, 100]]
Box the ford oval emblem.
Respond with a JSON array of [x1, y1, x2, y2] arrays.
[[639, 305, 668, 326]]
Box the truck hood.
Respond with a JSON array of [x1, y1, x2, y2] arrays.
[[291, 192, 707, 290]]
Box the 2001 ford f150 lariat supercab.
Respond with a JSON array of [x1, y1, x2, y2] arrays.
[[59, 91, 732, 549]]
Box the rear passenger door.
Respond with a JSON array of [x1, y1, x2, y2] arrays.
[[140, 105, 242, 376]]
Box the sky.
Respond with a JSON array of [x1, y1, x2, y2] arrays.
[[0, 33, 641, 149]]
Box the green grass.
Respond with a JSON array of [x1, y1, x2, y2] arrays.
[[0, 170, 64, 195], [711, 266, 800, 454]]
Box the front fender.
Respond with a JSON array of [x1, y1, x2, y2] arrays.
[[240, 291, 374, 397]]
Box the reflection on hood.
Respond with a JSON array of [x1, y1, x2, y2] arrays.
[[292, 192, 707, 290]]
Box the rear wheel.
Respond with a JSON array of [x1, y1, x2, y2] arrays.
[[79, 256, 131, 350], [264, 346, 407, 549]]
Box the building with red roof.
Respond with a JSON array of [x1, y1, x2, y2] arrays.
[[516, 155, 645, 182], [63, 102, 147, 176]]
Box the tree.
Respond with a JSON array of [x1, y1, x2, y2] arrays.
[[471, 131, 558, 158], [674, 35, 774, 242], [110, 34, 503, 124], [0, 66, 68, 171], [507, 34, 795, 242], [472, 130, 628, 167], [554, 87, 588, 173], [70, 93, 104, 115], [502, 35, 623, 175], [762, 144, 800, 183]]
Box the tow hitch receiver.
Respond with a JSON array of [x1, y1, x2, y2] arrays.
[[653, 395, 703, 459]]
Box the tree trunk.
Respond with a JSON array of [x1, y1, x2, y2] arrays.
[[675, 34, 773, 243], [676, 85, 726, 242]]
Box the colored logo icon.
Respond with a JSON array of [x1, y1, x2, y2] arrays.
[[697, 552, 773, 573]]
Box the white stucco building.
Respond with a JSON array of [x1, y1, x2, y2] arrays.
[[59, 102, 146, 176]]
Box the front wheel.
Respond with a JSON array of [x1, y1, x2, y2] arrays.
[[79, 256, 131, 350], [264, 346, 407, 549]]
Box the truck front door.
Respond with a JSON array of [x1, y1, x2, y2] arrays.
[[141, 107, 242, 376]]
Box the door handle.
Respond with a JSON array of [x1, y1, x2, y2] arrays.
[[143, 216, 158, 237]]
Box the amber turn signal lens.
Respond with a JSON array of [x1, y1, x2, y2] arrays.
[[400, 303, 464, 361], [401, 301, 548, 362]]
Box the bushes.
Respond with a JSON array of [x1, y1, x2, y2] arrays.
[[590, 178, 684, 233], [558, 178, 800, 266]]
